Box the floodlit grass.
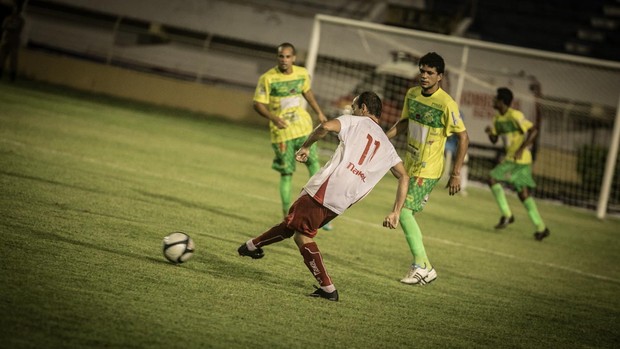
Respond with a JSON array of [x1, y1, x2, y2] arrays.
[[1, 81, 619, 349]]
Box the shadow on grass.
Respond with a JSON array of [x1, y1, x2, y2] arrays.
[[0, 169, 161, 220], [135, 189, 246, 221], [4, 220, 313, 299], [1, 169, 110, 195], [19, 222, 295, 287]]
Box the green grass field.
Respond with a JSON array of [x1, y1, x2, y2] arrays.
[[1, 81, 619, 349]]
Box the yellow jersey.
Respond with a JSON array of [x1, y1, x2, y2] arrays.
[[489, 108, 533, 165], [400, 86, 466, 178], [254, 65, 314, 143]]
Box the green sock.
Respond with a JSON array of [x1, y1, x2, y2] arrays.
[[491, 183, 512, 217], [280, 175, 292, 217], [399, 209, 431, 268], [308, 161, 320, 177], [523, 197, 546, 231]]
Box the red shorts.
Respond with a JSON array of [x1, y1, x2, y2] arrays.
[[285, 193, 337, 238]]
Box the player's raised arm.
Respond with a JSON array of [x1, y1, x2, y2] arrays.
[[295, 119, 341, 163]]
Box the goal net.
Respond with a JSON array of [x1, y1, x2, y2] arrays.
[[305, 15, 620, 215]]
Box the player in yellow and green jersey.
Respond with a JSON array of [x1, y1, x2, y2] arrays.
[[485, 87, 550, 241], [253, 42, 330, 224], [387, 52, 469, 285]]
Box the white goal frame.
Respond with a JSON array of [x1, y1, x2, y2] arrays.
[[306, 14, 620, 218]]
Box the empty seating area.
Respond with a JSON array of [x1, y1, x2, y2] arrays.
[[1, 0, 617, 92], [466, 0, 620, 61]]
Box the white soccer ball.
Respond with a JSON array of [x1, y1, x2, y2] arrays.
[[162, 232, 195, 264]]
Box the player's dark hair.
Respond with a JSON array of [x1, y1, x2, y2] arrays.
[[496, 87, 513, 106], [278, 42, 296, 55], [356, 91, 382, 118], [419, 52, 445, 74]]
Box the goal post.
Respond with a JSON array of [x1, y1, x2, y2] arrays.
[[306, 14, 620, 217]]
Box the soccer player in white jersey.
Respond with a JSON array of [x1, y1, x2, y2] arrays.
[[238, 91, 409, 301]]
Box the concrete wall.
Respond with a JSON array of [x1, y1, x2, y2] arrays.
[[18, 49, 266, 126], [38, 0, 315, 52]]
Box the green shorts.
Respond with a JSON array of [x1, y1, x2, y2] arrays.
[[271, 136, 319, 175], [490, 161, 536, 191], [404, 177, 440, 213]]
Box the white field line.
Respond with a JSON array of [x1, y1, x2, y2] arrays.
[[3, 138, 619, 284], [336, 212, 620, 284]]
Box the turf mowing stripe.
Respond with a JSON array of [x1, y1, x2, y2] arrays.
[[3, 137, 619, 284]]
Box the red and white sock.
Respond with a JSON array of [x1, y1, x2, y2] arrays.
[[251, 222, 294, 248], [299, 242, 334, 290]]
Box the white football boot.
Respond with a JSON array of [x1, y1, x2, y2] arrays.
[[400, 265, 437, 285]]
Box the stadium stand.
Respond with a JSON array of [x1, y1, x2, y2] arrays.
[[0, 0, 618, 214]]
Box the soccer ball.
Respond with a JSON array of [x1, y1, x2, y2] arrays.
[[162, 232, 195, 264]]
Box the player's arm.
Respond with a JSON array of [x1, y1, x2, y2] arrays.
[[383, 162, 409, 229], [386, 118, 408, 139], [446, 130, 469, 196], [484, 125, 498, 144], [295, 119, 341, 163], [253, 101, 288, 129], [302, 89, 328, 123]]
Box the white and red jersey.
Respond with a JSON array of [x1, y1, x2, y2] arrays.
[[302, 115, 402, 215]]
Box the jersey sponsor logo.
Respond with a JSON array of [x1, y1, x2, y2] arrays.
[[270, 79, 305, 97], [495, 120, 520, 134], [347, 162, 367, 182], [408, 100, 444, 128]]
